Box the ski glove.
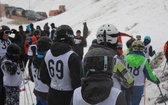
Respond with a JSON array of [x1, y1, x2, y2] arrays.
[[156, 94, 168, 103], [155, 78, 160, 84]]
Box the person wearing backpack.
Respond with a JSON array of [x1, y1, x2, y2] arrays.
[[123, 38, 135, 58], [71, 47, 127, 105], [49, 23, 57, 41], [124, 40, 160, 105], [73, 24, 134, 105]]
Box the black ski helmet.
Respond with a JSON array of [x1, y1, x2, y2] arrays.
[[54, 25, 74, 45], [83, 48, 114, 77], [7, 43, 21, 55], [0, 25, 10, 36], [37, 36, 52, 51]]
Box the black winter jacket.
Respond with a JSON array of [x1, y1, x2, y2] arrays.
[[40, 42, 81, 89], [73, 36, 87, 60]]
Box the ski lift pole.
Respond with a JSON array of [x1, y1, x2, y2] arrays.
[[157, 84, 167, 105]]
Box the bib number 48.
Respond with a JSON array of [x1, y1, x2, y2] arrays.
[[127, 64, 140, 76]]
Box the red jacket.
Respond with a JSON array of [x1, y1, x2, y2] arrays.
[[24, 35, 37, 54]]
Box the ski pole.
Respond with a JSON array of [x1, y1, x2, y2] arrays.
[[157, 84, 167, 105]]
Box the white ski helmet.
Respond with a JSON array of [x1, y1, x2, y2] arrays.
[[96, 24, 119, 44]]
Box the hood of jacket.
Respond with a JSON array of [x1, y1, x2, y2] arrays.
[[50, 42, 72, 57], [125, 52, 146, 67], [81, 74, 113, 104]]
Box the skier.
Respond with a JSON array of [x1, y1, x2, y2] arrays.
[[73, 30, 87, 61], [123, 38, 135, 58], [124, 40, 160, 105], [18, 25, 26, 54], [0, 25, 12, 58], [23, 30, 32, 64], [71, 47, 127, 105], [83, 24, 134, 104], [43, 23, 50, 37], [0, 25, 12, 105], [30, 23, 35, 35], [36, 25, 47, 37], [49, 23, 57, 41], [143, 36, 155, 62], [164, 41, 168, 63], [1, 43, 22, 105], [28, 36, 52, 105], [27, 29, 41, 59], [40, 25, 81, 105]]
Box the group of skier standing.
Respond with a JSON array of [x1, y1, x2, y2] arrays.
[[0, 21, 167, 105]]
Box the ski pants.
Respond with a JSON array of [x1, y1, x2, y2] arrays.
[[128, 85, 144, 105], [0, 66, 6, 105], [0, 86, 6, 105], [4, 86, 19, 105], [47, 88, 73, 105]]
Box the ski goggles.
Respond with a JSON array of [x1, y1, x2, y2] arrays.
[[4, 30, 11, 35], [132, 45, 144, 48]]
